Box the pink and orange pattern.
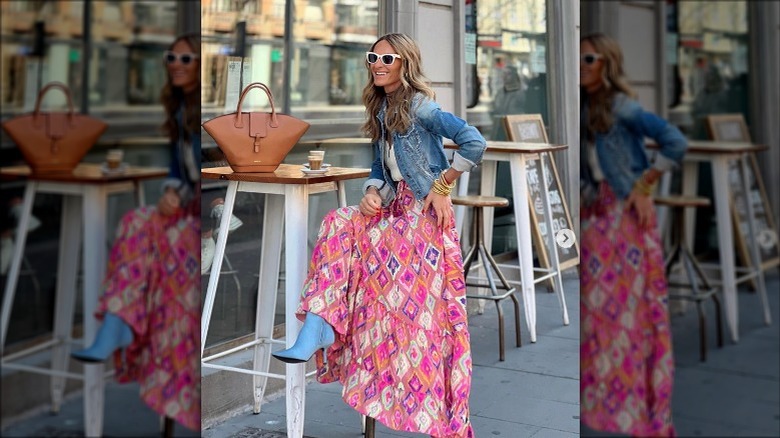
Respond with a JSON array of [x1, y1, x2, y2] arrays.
[[298, 183, 473, 437], [580, 183, 675, 437], [97, 207, 200, 431]]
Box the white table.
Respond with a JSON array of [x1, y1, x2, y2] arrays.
[[201, 164, 369, 438], [0, 163, 167, 437], [449, 141, 572, 343], [662, 140, 771, 342]]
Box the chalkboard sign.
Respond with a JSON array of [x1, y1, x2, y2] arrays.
[[706, 114, 780, 273], [504, 115, 580, 272], [728, 154, 780, 271]]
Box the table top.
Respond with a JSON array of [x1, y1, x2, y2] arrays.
[[202, 164, 370, 184], [445, 140, 568, 154], [0, 163, 169, 183], [647, 140, 768, 154]]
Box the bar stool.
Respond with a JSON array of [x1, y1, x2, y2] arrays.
[[451, 195, 521, 361], [656, 195, 724, 362]]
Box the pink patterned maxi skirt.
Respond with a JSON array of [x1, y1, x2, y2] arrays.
[[297, 182, 474, 437], [96, 207, 200, 431], [580, 183, 675, 437]]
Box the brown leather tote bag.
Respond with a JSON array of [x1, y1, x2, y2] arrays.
[[202, 82, 310, 173], [2, 82, 107, 174]]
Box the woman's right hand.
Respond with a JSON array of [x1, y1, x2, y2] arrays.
[[157, 188, 181, 216], [359, 190, 382, 217]]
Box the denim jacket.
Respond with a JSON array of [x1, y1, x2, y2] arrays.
[[161, 106, 200, 207], [581, 92, 687, 201], [363, 94, 487, 204]]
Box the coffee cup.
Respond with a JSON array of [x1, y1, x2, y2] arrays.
[[106, 149, 124, 169], [308, 155, 323, 170]]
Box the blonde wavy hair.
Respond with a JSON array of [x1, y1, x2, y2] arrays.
[[581, 33, 635, 135], [361, 33, 435, 141], [160, 33, 200, 144]]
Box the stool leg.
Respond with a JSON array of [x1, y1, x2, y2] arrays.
[[477, 207, 521, 349], [712, 293, 724, 348], [687, 247, 724, 349], [161, 416, 174, 438], [465, 206, 485, 314], [461, 214, 479, 280], [682, 239, 708, 362], [51, 195, 82, 413], [475, 206, 506, 361], [510, 293, 522, 348], [364, 416, 376, 438], [253, 193, 284, 413]]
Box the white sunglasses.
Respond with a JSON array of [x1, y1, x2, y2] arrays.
[[366, 52, 402, 66], [164, 51, 199, 65], [580, 53, 603, 65]]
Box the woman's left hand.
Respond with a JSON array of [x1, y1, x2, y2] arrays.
[[423, 192, 453, 229], [625, 190, 654, 230]]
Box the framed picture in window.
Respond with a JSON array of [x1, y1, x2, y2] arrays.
[[503, 114, 548, 144], [706, 113, 751, 142]]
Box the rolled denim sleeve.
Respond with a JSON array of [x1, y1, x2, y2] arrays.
[[415, 99, 487, 171], [635, 108, 688, 168]]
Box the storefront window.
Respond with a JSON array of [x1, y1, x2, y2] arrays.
[[666, 0, 750, 254], [201, 0, 379, 350], [1, 0, 187, 349], [469, 0, 549, 255], [1, 1, 177, 114], [470, 0, 548, 141], [668, 0, 749, 140]]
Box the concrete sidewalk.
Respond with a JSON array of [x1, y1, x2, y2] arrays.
[[203, 274, 581, 438], [0, 378, 200, 437]]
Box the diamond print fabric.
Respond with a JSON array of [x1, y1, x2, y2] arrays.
[[297, 182, 473, 437]]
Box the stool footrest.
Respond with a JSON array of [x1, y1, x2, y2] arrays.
[[465, 288, 516, 301], [668, 287, 719, 301]]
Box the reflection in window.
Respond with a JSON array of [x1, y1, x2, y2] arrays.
[[473, 0, 548, 142], [201, 0, 377, 138], [201, 0, 379, 349], [1, 1, 178, 113], [667, 1, 748, 140], [0, 0, 186, 349]]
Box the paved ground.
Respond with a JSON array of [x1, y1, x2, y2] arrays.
[[2, 271, 778, 437]]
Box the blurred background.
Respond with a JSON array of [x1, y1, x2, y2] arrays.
[[1, 0, 198, 432]]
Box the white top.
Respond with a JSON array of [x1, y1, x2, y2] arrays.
[[384, 140, 404, 181], [587, 141, 605, 182]]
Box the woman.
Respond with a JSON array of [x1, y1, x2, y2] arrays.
[[272, 33, 486, 437], [71, 34, 201, 432], [579, 33, 687, 437]]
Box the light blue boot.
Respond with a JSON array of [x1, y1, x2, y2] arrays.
[[272, 312, 335, 364], [71, 313, 133, 363]]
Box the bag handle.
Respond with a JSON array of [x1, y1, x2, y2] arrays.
[[32, 82, 76, 120], [234, 82, 278, 129]]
